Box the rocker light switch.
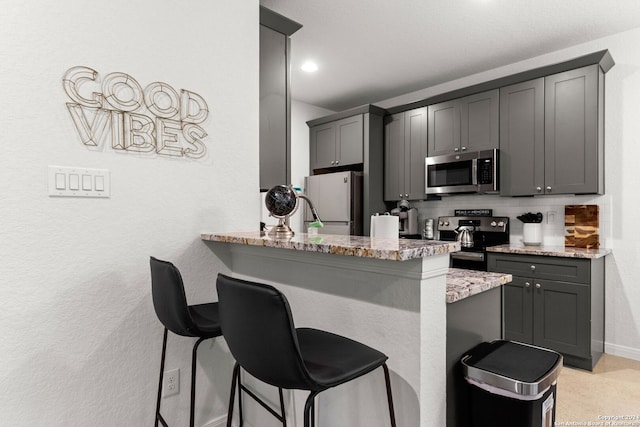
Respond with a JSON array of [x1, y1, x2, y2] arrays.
[[48, 166, 110, 198], [82, 174, 92, 191], [55, 173, 66, 190]]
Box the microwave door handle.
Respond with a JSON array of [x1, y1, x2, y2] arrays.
[[471, 158, 478, 185]]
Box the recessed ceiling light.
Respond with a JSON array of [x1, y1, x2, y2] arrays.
[[301, 61, 318, 73]]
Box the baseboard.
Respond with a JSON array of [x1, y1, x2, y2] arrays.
[[605, 342, 640, 362]]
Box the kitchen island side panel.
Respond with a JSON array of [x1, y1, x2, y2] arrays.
[[446, 287, 502, 427], [205, 241, 449, 427]]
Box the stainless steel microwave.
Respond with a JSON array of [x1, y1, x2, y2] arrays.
[[425, 149, 499, 195]]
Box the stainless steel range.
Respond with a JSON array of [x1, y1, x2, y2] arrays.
[[437, 215, 510, 271]]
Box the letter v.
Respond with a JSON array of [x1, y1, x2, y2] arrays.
[[66, 103, 111, 147]]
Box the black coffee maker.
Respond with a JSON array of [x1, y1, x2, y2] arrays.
[[391, 200, 419, 238]]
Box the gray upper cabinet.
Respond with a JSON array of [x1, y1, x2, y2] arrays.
[[384, 107, 428, 201], [427, 89, 499, 157], [460, 90, 500, 153], [310, 114, 363, 170], [500, 65, 604, 196], [499, 78, 545, 196], [259, 7, 301, 191], [427, 100, 458, 157], [384, 113, 404, 202], [545, 65, 603, 195]]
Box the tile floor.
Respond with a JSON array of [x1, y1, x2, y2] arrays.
[[555, 354, 640, 426]]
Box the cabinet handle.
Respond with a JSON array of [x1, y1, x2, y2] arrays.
[[405, 193, 409, 198], [335, 160, 339, 165], [454, 147, 460, 152], [536, 186, 542, 192], [535, 283, 541, 289], [530, 265, 536, 271], [461, 146, 467, 151], [525, 282, 531, 288], [399, 194, 403, 198], [546, 186, 552, 192], [331, 161, 335, 165]]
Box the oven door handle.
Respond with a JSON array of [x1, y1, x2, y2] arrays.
[[451, 251, 485, 261]]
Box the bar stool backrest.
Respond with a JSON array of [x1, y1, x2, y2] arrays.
[[216, 274, 319, 390], [150, 256, 197, 337]]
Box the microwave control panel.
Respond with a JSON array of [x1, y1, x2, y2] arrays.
[[478, 158, 493, 185]]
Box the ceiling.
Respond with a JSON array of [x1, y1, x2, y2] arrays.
[[260, 0, 640, 112]]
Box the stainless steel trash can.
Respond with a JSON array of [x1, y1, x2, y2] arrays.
[[461, 340, 563, 427]]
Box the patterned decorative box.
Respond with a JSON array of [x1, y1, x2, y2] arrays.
[[565, 205, 600, 248]]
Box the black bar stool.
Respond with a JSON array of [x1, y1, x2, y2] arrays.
[[150, 257, 223, 427], [216, 273, 397, 427]]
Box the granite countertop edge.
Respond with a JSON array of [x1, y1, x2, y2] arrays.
[[486, 243, 611, 259], [446, 268, 512, 304], [201, 231, 460, 261]]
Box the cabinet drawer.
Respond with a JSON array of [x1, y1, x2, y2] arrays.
[[488, 253, 590, 284]]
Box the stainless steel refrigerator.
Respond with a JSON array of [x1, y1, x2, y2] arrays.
[[303, 171, 363, 235]]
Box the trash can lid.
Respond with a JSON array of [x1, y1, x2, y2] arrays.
[[462, 340, 563, 398]]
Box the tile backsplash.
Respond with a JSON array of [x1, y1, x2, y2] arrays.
[[408, 193, 609, 248]]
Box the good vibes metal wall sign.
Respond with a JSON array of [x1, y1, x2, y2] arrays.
[[62, 66, 209, 159]]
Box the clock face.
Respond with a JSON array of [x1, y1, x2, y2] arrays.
[[265, 185, 298, 218]]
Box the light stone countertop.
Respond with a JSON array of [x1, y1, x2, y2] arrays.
[[201, 231, 460, 261], [446, 268, 512, 304], [486, 243, 611, 259], [202, 232, 509, 303]]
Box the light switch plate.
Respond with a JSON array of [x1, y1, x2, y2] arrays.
[[48, 166, 110, 198]]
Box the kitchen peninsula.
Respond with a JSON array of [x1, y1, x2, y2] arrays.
[[202, 231, 511, 427]]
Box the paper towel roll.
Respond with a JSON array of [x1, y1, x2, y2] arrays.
[[370, 214, 399, 239]]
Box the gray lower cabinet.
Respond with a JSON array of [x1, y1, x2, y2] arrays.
[[427, 89, 499, 157], [500, 64, 604, 196], [384, 107, 428, 201], [488, 252, 605, 370], [310, 114, 363, 170]]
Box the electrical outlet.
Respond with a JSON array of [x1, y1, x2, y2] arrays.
[[163, 368, 180, 397], [547, 211, 557, 224]]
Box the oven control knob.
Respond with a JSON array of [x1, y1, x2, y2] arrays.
[[438, 221, 444, 226], [444, 221, 450, 226], [497, 221, 505, 227], [490, 221, 497, 227]]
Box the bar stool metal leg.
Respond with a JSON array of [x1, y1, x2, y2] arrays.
[[155, 328, 169, 427], [278, 388, 287, 427], [382, 363, 397, 427], [190, 337, 207, 427], [226, 363, 239, 427], [303, 391, 319, 427], [237, 367, 244, 426]]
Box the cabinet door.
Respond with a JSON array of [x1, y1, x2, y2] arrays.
[[428, 100, 459, 156], [502, 276, 534, 344], [310, 122, 336, 170], [545, 65, 600, 195], [259, 26, 288, 190], [533, 280, 590, 358], [460, 89, 499, 153], [384, 113, 404, 202], [499, 78, 545, 196], [404, 107, 428, 200], [336, 115, 363, 167]]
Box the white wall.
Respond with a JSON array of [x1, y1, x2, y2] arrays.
[[0, 1, 258, 426], [378, 28, 640, 360]]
